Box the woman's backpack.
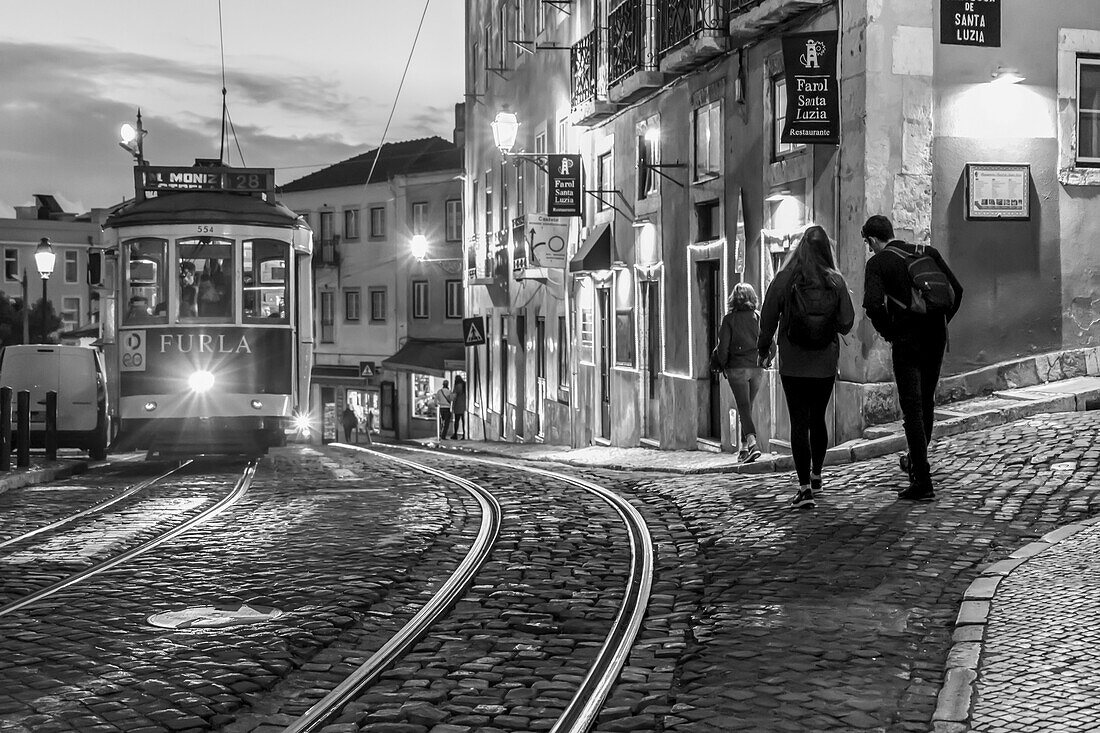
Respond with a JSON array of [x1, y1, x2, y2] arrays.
[[786, 273, 840, 349]]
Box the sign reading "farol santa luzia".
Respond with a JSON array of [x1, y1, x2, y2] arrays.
[[940, 0, 1000, 47], [780, 32, 840, 146], [547, 154, 583, 217]]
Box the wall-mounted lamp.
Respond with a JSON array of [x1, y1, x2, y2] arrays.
[[491, 111, 548, 172], [765, 189, 792, 202], [638, 127, 686, 188], [991, 66, 1025, 85], [410, 233, 462, 264]]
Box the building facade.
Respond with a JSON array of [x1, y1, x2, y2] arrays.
[[279, 133, 466, 442], [464, 0, 1100, 451]]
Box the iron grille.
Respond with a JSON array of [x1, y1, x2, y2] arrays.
[[656, 0, 729, 59], [571, 28, 599, 108], [608, 0, 646, 87]]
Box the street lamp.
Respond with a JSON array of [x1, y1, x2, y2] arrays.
[[490, 111, 547, 172], [410, 233, 461, 265], [35, 238, 55, 343], [119, 109, 148, 165]]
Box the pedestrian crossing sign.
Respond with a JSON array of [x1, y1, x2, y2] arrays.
[[359, 361, 375, 377], [463, 316, 486, 346]]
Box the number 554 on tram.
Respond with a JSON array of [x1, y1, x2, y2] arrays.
[[99, 164, 313, 456]]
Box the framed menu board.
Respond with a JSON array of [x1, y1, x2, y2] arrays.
[[966, 163, 1030, 220]]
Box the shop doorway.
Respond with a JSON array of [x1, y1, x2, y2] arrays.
[[535, 316, 546, 438], [346, 389, 378, 442], [597, 287, 612, 440], [697, 260, 722, 441], [514, 315, 526, 440], [640, 279, 661, 441], [320, 386, 336, 444], [380, 381, 396, 435]]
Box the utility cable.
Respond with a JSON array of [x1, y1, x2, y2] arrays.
[[218, 0, 228, 164]]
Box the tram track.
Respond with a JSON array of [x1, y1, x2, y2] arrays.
[[0, 460, 256, 620], [276, 443, 654, 733]]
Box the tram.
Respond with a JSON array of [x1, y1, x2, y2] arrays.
[[99, 163, 313, 456]]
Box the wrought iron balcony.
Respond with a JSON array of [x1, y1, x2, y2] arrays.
[[609, 0, 647, 87], [571, 28, 600, 109], [656, 0, 729, 60]]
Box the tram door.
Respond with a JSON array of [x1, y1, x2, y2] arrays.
[[597, 287, 612, 440], [697, 260, 722, 441]]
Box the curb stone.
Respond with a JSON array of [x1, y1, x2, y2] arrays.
[[932, 515, 1100, 729], [0, 459, 91, 495]]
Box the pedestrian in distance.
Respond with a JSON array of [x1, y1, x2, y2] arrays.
[[450, 376, 467, 439], [861, 214, 963, 502], [434, 380, 454, 439], [341, 405, 357, 443], [758, 225, 855, 510], [713, 283, 771, 463], [360, 404, 374, 446]]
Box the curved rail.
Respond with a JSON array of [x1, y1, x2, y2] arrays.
[[282, 445, 502, 733], [0, 461, 192, 551], [0, 460, 256, 619], [386, 444, 655, 733]]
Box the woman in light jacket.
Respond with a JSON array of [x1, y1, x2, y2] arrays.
[[715, 283, 769, 463]]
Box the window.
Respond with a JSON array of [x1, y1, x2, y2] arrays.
[[535, 131, 548, 211], [445, 280, 463, 319], [243, 239, 289, 323], [64, 251, 78, 283], [694, 100, 722, 179], [412, 280, 429, 319], [596, 151, 613, 211], [535, 0, 545, 35], [445, 199, 463, 241], [370, 287, 387, 322], [4, 248, 18, 281], [319, 210, 335, 242], [516, 164, 525, 217], [123, 238, 168, 325], [178, 237, 234, 321], [638, 123, 659, 199], [558, 315, 569, 389], [558, 117, 571, 153], [59, 296, 80, 332], [498, 4, 508, 68], [696, 200, 721, 241], [345, 289, 361, 321], [773, 76, 804, 159], [344, 208, 360, 240], [370, 206, 386, 238], [320, 291, 335, 343], [1079, 55, 1100, 166], [485, 183, 493, 235], [411, 202, 428, 234]]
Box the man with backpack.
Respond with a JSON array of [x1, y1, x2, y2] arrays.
[[861, 215, 964, 502]]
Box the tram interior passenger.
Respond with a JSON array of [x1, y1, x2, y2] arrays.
[[178, 238, 233, 321], [243, 239, 289, 322]]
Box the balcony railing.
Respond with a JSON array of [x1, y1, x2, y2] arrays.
[[571, 28, 599, 109], [608, 0, 647, 87], [656, 0, 728, 59]]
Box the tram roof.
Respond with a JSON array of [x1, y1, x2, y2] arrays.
[[104, 191, 303, 229]]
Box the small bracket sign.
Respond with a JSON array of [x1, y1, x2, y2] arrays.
[[463, 316, 486, 346]]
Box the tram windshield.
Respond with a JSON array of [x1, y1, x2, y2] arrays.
[[123, 239, 168, 325], [243, 239, 289, 323], [177, 237, 234, 322]]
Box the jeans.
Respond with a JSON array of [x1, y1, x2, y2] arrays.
[[724, 367, 762, 441], [780, 375, 836, 486], [438, 407, 452, 439], [892, 336, 947, 484]]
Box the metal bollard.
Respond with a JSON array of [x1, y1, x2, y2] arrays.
[[1, 387, 10, 472], [16, 390, 29, 468], [45, 391, 57, 462]]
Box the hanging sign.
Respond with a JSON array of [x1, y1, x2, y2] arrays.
[[462, 316, 486, 346], [547, 154, 583, 217], [940, 0, 1000, 47], [780, 32, 840, 146], [514, 214, 570, 269]]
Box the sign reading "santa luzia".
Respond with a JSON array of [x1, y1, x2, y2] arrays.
[[780, 32, 840, 146]]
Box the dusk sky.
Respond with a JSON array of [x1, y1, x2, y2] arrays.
[[0, 0, 464, 217]]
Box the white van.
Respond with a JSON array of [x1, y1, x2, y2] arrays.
[[0, 344, 110, 460]]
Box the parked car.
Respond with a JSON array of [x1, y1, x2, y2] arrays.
[[0, 344, 110, 460]]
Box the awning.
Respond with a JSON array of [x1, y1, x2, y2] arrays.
[[311, 364, 367, 386], [568, 223, 612, 273], [381, 340, 466, 378]]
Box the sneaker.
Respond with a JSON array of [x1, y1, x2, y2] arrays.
[[788, 488, 815, 509], [897, 484, 936, 502], [736, 449, 749, 463], [744, 446, 762, 463], [810, 474, 822, 492]]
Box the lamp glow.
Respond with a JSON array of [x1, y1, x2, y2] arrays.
[[491, 111, 519, 154], [644, 127, 660, 144], [120, 123, 138, 144], [188, 370, 215, 393], [410, 234, 429, 260], [35, 238, 56, 278]]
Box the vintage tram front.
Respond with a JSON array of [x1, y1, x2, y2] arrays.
[[102, 164, 313, 456]]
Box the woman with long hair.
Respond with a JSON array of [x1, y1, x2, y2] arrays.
[[757, 225, 854, 509], [715, 282, 770, 462]]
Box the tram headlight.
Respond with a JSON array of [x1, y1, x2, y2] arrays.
[[144, 401, 158, 412], [292, 411, 313, 436], [250, 399, 263, 410], [188, 370, 215, 393]]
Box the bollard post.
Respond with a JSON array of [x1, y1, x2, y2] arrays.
[[16, 390, 30, 468], [45, 391, 57, 462], [0, 387, 10, 472]]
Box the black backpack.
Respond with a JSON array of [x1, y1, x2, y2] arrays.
[[884, 244, 956, 315], [786, 273, 840, 349]]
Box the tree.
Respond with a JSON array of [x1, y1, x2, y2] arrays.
[[28, 298, 61, 344], [0, 291, 24, 346]]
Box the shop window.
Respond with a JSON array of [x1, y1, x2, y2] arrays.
[[445, 279, 463, 319], [412, 280, 429, 319], [693, 100, 722, 179], [370, 287, 387, 322], [445, 199, 463, 241], [773, 76, 805, 160], [320, 291, 335, 343], [370, 207, 386, 238], [344, 208, 360, 240], [413, 374, 436, 419], [4, 248, 17, 281], [344, 289, 361, 322], [64, 251, 79, 283]]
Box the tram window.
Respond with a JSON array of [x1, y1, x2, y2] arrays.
[[123, 239, 168, 325], [177, 237, 234, 321], [243, 239, 289, 323]]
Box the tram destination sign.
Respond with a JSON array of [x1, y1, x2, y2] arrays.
[[135, 166, 275, 201], [940, 0, 1000, 47]]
